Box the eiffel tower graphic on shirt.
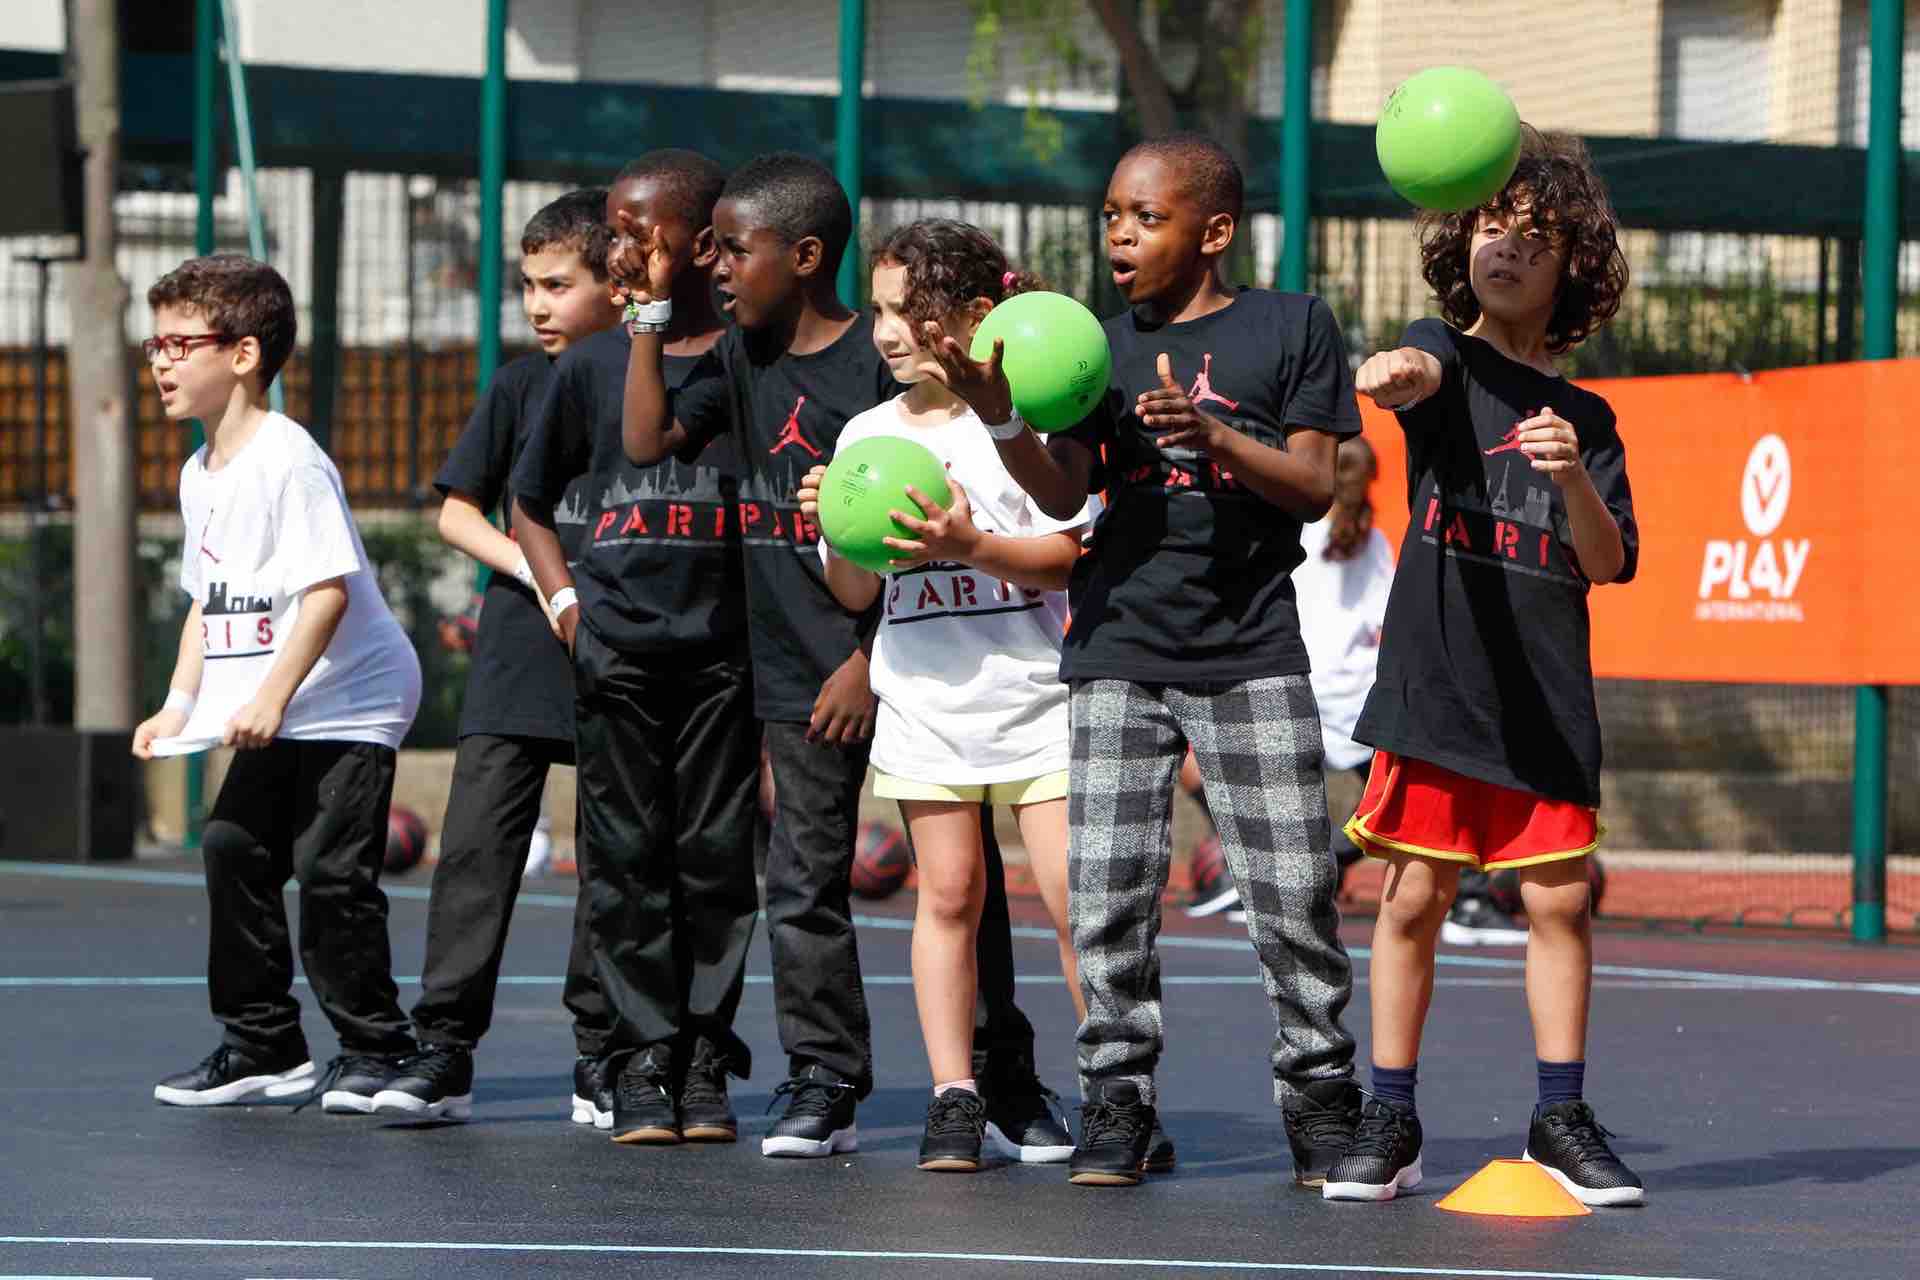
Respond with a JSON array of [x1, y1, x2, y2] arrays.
[[600, 464, 728, 508], [1187, 353, 1240, 412], [770, 395, 822, 457]]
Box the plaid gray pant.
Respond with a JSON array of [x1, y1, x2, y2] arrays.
[[1068, 676, 1356, 1105]]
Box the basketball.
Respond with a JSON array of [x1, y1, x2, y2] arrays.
[[1487, 855, 1606, 918], [385, 805, 428, 874], [816, 435, 953, 574], [969, 291, 1111, 432], [1375, 66, 1522, 212], [850, 820, 911, 899]]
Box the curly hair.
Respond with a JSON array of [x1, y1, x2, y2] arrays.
[[1416, 127, 1628, 354], [146, 254, 296, 388], [871, 218, 1044, 328], [1323, 436, 1378, 562]]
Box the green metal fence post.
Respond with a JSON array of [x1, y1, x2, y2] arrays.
[[1854, 0, 1901, 944], [477, 0, 508, 396], [1278, 0, 1312, 292], [835, 0, 866, 304], [184, 0, 220, 851]]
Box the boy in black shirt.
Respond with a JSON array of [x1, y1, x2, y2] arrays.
[[620, 153, 1072, 1161], [371, 192, 618, 1124], [1325, 130, 1643, 1206], [512, 151, 760, 1146], [936, 134, 1363, 1188]]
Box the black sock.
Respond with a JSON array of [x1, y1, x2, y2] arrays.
[[1371, 1063, 1417, 1111], [1536, 1058, 1585, 1108]]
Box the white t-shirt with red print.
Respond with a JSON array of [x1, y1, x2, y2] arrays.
[[172, 412, 420, 750], [823, 397, 1092, 785]]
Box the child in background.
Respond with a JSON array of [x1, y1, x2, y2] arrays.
[[1326, 128, 1642, 1206], [134, 255, 422, 1112], [798, 219, 1088, 1172]]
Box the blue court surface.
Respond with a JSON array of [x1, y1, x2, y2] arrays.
[[2, 855, 1916, 1280]]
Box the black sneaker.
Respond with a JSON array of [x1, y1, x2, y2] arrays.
[[982, 1060, 1074, 1164], [1282, 1076, 1363, 1186], [372, 1046, 473, 1122], [1146, 1120, 1177, 1173], [297, 1053, 408, 1115], [570, 1053, 614, 1131], [1322, 1097, 1423, 1202], [153, 1043, 314, 1107], [918, 1089, 989, 1172], [678, 1036, 739, 1143], [611, 1045, 680, 1145], [1440, 896, 1529, 947], [761, 1065, 859, 1157], [1068, 1079, 1156, 1187], [1524, 1100, 1646, 1206]]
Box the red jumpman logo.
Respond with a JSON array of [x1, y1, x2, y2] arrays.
[[1187, 353, 1239, 412], [198, 510, 221, 564], [769, 395, 822, 457]]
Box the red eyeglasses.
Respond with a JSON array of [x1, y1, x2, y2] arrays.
[[142, 332, 234, 362]]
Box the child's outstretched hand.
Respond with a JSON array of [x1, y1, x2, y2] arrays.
[[916, 321, 1015, 426], [131, 707, 187, 760], [1356, 347, 1442, 409], [882, 475, 980, 568], [1513, 408, 1587, 488], [1140, 352, 1233, 452], [795, 464, 828, 517], [608, 211, 675, 305]]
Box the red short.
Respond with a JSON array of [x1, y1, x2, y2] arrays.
[[1343, 751, 1599, 870]]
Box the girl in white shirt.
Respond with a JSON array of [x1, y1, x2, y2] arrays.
[[798, 219, 1091, 1173]]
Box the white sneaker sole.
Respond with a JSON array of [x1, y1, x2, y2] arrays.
[[320, 1089, 382, 1115], [1323, 1154, 1424, 1202], [570, 1093, 613, 1130], [1523, 1150, 1646, 1205], [372, 1089, 473, 1122], [761, 1124, 858, 1158], [1184, 888, 1241, 918], [1440, 920, 1529, 947], [153, 1059, 315, 1107], [984, 1122, 1074, 1164]]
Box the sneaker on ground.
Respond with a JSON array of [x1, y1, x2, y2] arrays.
[[981, 1062, 1074, 1164], [1145, 1119, 1177, 1173], [1224, 908, 1248, 923], [611, 1045, 680, 1145], [1282, 1076, 1363, 1187], [1322, 1097, 1423, 1202], [1183, 835, 1240, 918], [153, 1043, 315, 1107], [761, 1065, 859, 1158], [296, 1052, 408, 1115], [1524, 1100, 1646, 1206], [1068, 1079, 1156, 1187], [570, 1052, 614, 1130], [677, 1036, 738, 1143], [372, 1045, 473, 1122], [1440, 896, 1529, 947], [918, 1089, 989, 1172]]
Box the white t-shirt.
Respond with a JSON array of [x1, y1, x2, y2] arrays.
[[174, 412, 421, 749], [1295, 519, 1394, 770], [824, 398, 1091, 784]]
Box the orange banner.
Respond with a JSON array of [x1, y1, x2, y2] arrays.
[[1358, 358, 1920, 685]]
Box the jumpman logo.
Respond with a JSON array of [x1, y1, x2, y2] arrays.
[[1187, 353, 1239, 412], [769, 395, 821, 456], [198, 510, 221, 564]]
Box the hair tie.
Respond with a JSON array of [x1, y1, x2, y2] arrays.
[[1001, 271, 1018, 288]]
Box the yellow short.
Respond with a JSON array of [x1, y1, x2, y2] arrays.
[[871, 769, 1070, 806]]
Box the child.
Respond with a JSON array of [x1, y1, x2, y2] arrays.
[[619, 153, 1071, 1162], [511, 150, 761, 1147], [368, 191, 620, 1125], [931, 133, 1365, 1188], [796, 219, 1089, 1172], [1323, 128, 1641, 1206], [134, 254, 422, 1112]]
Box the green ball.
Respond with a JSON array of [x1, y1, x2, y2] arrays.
[[970, 291, 1111, 432], [1375, 66, 1522, 212], [816, 435, 953, 574]]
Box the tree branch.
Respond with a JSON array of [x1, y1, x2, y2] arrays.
[[1087, 0, 1177, 137]]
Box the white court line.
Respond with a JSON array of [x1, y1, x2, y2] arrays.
[[0, 1236, 1732, 1280], [4, 860, 1916, 997]]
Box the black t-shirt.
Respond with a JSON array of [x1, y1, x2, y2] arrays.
[[1354, 319, 1639, 807], [680, 315, 897, 720], [512, 327, 745, 656], [1059, 288, 1362, 683], [432, 352, 579, 743]]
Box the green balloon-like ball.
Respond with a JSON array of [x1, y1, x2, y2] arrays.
[[816, 435, 954, 574], [1375, 66, 1522, 212], [970, 291, 1111, 432]]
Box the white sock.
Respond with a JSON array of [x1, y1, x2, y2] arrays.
[[934, 1078, 978, 1097]]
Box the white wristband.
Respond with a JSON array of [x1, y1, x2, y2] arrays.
[[984, 411, 1027, 441], [624, 298, 672, 334], [547, 586, 579, 616], [511, 555, 536, 590], [164, 688, 196, 716]]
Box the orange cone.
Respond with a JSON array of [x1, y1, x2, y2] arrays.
[[1436, 1159, 1591, 1217]]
